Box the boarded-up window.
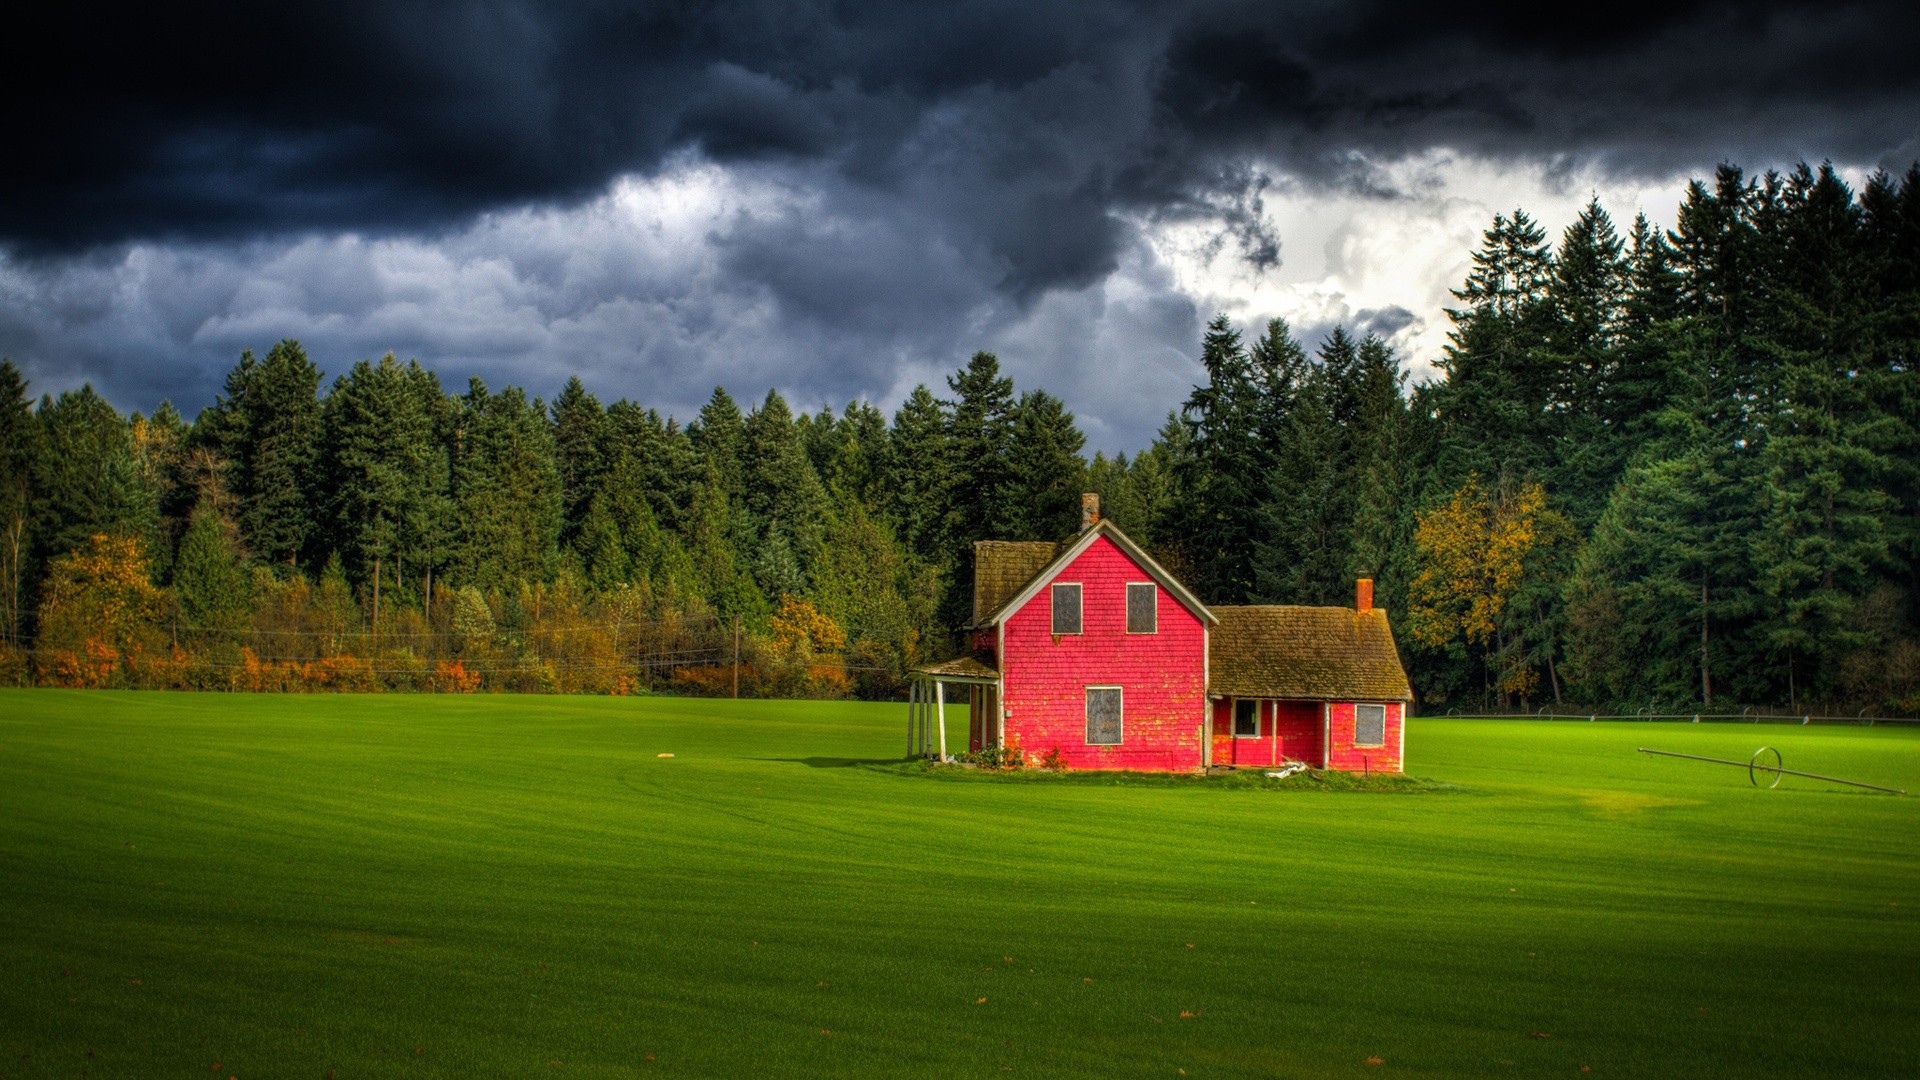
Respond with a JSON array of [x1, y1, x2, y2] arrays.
[[1086, 687, 1123, 744], [1126, 582, 1157, 634], [1355, 704, 1387, 747], [1052, 583, 1082, 635], [1233, 699, 1259, 737]]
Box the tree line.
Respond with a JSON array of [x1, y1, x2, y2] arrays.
[[1, 161, 1914, 713]]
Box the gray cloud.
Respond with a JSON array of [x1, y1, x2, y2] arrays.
[[1, 0, 1914, 449]]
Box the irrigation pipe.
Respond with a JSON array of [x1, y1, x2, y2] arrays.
[[1637, 747, 1906, 795]]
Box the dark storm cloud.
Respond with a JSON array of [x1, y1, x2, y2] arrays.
[[10, 1, 1916, 255], [1147, 0, 1920, 188]]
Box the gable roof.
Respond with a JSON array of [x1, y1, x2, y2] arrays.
[[973, 541, 1061, 624], [1209, 605, 1413, 702], [973, 520, 1216, 628]]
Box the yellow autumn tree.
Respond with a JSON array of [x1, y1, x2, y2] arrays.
[[1408, 478, 1547, 699], [766, 594, 849, 698], [34, 533, 171, 688]]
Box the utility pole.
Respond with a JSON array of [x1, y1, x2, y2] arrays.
[[732, 616, 741, 699]]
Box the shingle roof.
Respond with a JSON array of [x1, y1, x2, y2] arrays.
[[1209, 605, 1413, 702], [973, 541, 1060, 624], [913, 653, 1001, 680]]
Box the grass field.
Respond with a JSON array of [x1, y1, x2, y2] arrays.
[[1, 691, 1916, 1079]]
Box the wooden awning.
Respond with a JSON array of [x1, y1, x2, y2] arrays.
[[911, 653, 1000, 684]]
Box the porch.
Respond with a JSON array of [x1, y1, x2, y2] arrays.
[[1208, 697, 1325, 769], [907, 654, 1000, 761]]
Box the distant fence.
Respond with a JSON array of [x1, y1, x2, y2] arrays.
[[1427, 707, 1919, 727]]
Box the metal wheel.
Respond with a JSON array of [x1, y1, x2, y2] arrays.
[[1749, 746, 1783, 789]]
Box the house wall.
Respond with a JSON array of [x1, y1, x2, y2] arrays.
[[1209, 699, 1323, 768], [1325, 701, 1404, 773], [1000, 535, 1207, 771]]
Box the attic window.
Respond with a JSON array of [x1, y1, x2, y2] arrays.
[[1086, 686, 1123, 744], [1126, 582, 1157, 634], [1051, 583, 1082, 635], [1355, 704, 1387, 747]]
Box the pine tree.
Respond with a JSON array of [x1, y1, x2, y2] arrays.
[[317, 356, 448, 615], [173, 496, 250, 632], [1434, 210, 1557, 488], [0, 361, 40, 644], [1346, 335, 1416, 613], [996, 389, 1086, 540], [32, 386, 159, 576], [939, 352, 1016, 624], [1176, 315, 1264, 601], [1542, 199, 1630, 529], [450, 380, 563, 592], [1749, 165, 1896, 705], [1254, 329, 1353, 605], [742, 389, 829, 597], [886, 385, 955, 564], [237, 341, 322, 566], [690, 387, 746, 501], [681, 471, 767, 622], [550, 376, 607, 550]]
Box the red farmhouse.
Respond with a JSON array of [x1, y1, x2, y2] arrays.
[[906, 497, 1412, 773]]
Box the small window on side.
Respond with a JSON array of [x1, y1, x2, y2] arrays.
[[1355, 704, 1387, 747], [1086, 686, 1123, 744], [1126, 582, 1157, 634], [1052, 582, 1082, 635], [1233, 699, 1259, 738]]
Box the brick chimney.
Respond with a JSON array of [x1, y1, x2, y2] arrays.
[[1081, 492, 1101, 531], [1356, 578, 1374, 613]]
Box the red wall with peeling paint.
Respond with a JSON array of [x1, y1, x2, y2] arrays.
[[1325, 701, 1403, 773], [998, 535, 1207, 771]]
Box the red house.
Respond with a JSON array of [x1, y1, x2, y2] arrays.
[[906, 497, 1413, 773]]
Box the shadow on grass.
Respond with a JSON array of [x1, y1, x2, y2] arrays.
[[768, 756, 913, 769], [848, 758, 1465, 793]]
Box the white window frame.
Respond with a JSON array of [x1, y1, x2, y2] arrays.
[[1232, 697, 1261, 739], [1051, 582, 1082, 635], [1085, 685, 1124, 745], [1125, 582, 1158, 634], [1354, 703, 1387, 747]]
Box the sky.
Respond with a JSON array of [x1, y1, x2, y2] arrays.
[[2, 1, 1916, 453]]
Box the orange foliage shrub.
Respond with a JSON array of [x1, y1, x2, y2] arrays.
[[431, 660, 482, 693]]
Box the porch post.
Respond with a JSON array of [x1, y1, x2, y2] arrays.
[[994, 682, 1004, 749], [907, 679, 918, 758], [936, 680, 948, 761]]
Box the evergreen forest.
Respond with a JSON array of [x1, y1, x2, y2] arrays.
[[1, 163, 1915, 713]]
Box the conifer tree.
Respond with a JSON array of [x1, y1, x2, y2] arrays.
[[939, 352, 1016, 624], [174, 496, 250, 632], [550, 376, 606, 549], [690, 387, 746, 501], [1748, 165, 1895, 705], [317, 356, 448, 614], [996, 389, 1086, 540], [32, 386, 159, 576], [450, 380, 563, 592], [1176, 315, 1263, 601], [0, 362, 40, 644], [233, 341, 321, 567], [886, 385, 955, 564], [742, 389, 829, 597]]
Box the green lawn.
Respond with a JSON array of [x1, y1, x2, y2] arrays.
[[1, 692, 1915, 1079]]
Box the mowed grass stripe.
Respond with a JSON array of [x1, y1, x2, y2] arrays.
[[0, 691, 1915, 1078]]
